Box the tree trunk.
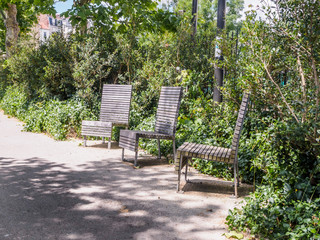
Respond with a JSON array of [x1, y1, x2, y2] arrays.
[[73, 0, 90, 35], [4, 3, 19, 58], [74, 0, 91, 6]]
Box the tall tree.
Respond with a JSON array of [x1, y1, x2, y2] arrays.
[[1, 4, 19, 57], [174, 0, 244, 32], [0, 0, 57, 57], [64, 0, 165, 35], [226, 0, 320, 155]]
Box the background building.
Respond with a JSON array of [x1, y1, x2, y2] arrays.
[[36, 14, 73, 42]]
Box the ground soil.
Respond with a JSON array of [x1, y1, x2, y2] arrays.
[[0, 111, 253, 240]]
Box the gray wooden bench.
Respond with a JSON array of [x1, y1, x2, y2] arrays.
[[176, 92, 250, 197], [81, 84, 132, 149], [119, 86, 183, 167]]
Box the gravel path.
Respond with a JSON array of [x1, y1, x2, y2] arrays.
[[0, 111, 250, 240]]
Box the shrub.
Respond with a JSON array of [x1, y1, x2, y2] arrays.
[[24, 97, 98, 140], [0, 85, 99, 140], [227, 186, 320, 239], [0, 85, 28, 118]]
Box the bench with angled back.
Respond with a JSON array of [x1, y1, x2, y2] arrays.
[[81, 84, 132, 149], [176, 92, 250, 197], [119, 86, 183, 167]]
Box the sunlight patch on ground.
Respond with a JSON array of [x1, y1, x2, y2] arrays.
[[65, 233, 95, 240], [73, 196, 122, 211], [69, 185, 106, 194]]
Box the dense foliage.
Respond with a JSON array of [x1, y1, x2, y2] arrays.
[[0, 0, 57, 53], [0, 85, 97, 140], [0, 0, 319, 239], [224, 1, 320, 238]]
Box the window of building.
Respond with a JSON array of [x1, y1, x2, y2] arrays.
[[49, 17, 53, 25], [44, 32, 47, 39]]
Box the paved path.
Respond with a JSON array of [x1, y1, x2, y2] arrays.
[[0, 111, 249, 240]]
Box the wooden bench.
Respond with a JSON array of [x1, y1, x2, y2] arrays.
[[81, 84, 132, 149], [119, 86, 183, 167], [176, 92, 250, 197]]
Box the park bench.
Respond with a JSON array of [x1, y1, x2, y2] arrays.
[[119, 86, 183, 167], [81, 84, 132, 149], [176, 92, 250, 197]]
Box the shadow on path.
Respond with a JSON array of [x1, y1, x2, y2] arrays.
[[0, 156, 227, 240]]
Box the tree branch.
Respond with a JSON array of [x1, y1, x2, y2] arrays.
[[311, 56, 319, 137], [263, 61, 300, 123], [0, 9, 6, 22], [297, 55, 307, 123]]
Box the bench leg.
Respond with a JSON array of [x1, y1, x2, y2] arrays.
[[237, 161, 240, 185], [121, 148, 125, 161], [157, 139, 161, 159], [234, 161, 238, 198], [83, 136, 87, 147], [185, 159, 189, 182], [177, 154, 183, 192], [172, 138, 176, 163], [134, 151, 138, 167], [108, 137, 111, 149]]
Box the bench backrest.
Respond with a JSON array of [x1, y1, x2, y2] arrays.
[[230, 92, 250, 162], [155, 86, 183, 136], [99, 84, 132, 126]]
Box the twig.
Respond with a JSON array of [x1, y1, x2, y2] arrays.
[[297, 55, 307, 123], [311, 56, 320, 137], [263, 60, 300, 123]]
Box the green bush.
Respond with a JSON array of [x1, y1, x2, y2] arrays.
[[227, 185, 320, 239], [24, 98, 98, 140], [0, 85, 28, 118], [0, 2, 319, 239], [224, 1, 320, 237], [4, 34, 116, 105], [4, 35, 73, 100], [0, 85, 99, 140]]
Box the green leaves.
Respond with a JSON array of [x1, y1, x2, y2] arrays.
[[224, 231, 244, 239], [227, 185, 320, 239], [0, 85, 98, 140], [62, 0, 178, 37]]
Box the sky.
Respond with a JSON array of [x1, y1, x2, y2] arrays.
[[54, 0, 267, 17], [54, 0, 73, 14]]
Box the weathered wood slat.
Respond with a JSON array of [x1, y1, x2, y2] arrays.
[[82, 127, 112, 132], [102, 97, 130, 101], [158, 101, 181, 106], [195, 144, 205, 158], [176, 142, 189, 171], [158, 98, 181, 104], [82, 84, 132, 149], [82, 120, 112, 127], [176, 142, 233, 165], [100, 113, 130, 117], [155, 123, 175, 129], [157, 108, 178, 112], [191, 143, 200, 157], [159, 88, 182, 94], [101, 103, 131, 107], [119, 86, 182, 166], [178, 142, 190, 157], [100, 116, 130, 121], [156, 114, 177, 120], [102, 88, 132, 91], [204, 145, 214, 159], [103, 89, 131, 93], [200, 145, 208, 158], [187, 143, 198, 157], [176, 92, 250, 197], [208, 146, 217, 161]]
